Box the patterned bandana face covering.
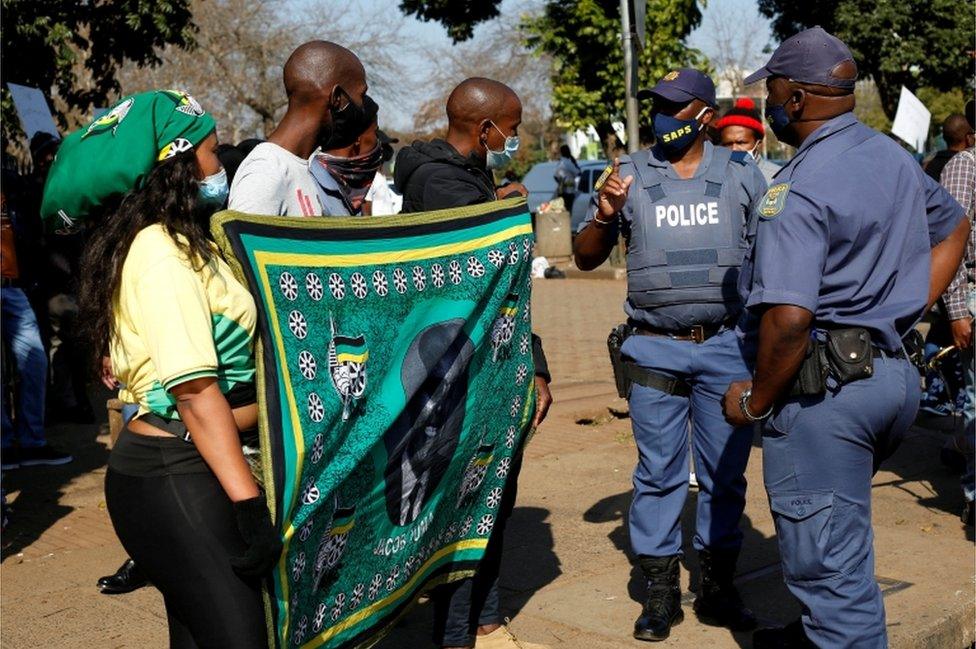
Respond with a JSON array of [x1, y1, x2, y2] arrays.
[[315, 145, 384, 212]]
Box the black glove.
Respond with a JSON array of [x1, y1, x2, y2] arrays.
[[230, 496, 283, 578]]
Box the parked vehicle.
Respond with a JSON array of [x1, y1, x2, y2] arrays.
[[569, 160, 609, 232], [522, 161, 559, 214]]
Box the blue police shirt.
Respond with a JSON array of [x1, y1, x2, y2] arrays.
[[582, 140, 768, 329], [740, 113, 965, 351]]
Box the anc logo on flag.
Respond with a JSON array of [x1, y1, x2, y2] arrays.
[[457, 442, 496, 506], [490, 293, 519, 361], [157, 137, 194, 161], [162, 89, 205, 117], [328, 315, 368, 421], [83, 97, 134, 138], [312, 502, 357, 591]]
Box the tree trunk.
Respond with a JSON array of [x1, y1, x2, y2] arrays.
[[875, 72, 901, 122], [595, 120, 623, 160]]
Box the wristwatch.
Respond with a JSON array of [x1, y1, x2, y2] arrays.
[[739, 388, 773, 422]]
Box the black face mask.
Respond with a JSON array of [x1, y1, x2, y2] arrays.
[[321, 91, 376, 151]]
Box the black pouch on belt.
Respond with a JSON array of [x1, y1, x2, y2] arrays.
[[788, 339, 828, 396], [607, 324, 631, 398], [824, 327, 874, 385]]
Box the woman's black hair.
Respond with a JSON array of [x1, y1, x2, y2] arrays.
[[78, 150, 211, 369], [559, 144, 576, 165]]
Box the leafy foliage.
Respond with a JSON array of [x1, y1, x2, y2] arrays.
[[398, 0, 504, 43], [119, 0, 408, 143], [757, 0, 975, 118], [1, 0, 195, 144], [522, 0, 706, 151]]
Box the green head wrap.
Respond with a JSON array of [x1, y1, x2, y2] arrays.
[[40, 89, 217, 234]]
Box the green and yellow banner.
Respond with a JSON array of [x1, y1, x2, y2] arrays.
[[213, 199, 536, 648]]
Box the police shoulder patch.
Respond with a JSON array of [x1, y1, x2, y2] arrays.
[[758, 182, 791, 219]]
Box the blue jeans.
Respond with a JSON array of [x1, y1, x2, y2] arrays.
[[763, 355, 919, 648], [432, 453, 522, 647], [962, 289, 975, 502], [1, 287, 47, 448], [622, 328, 756, 556]]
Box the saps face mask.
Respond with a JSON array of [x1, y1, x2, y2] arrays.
[[486, 122, 520, 170], [764, 101, 792, 140], [198, 167, 229, 208], [652, 106, 709, 154]]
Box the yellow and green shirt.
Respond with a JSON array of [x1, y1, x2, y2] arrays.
[[111, 224, 257, 420]]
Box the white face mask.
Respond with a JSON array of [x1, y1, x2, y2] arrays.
[[748, 141, 762, 160], [485, 122, 520, 170]]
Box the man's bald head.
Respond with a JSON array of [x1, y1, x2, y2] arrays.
[[446, 78, 521, 131], [943, 113, 974, 148], [283, 41, 366, 105]]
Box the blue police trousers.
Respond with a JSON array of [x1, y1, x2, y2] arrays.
[[622, 328, 755, 557], [762, 355, 919, 648]]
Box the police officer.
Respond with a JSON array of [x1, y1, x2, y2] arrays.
[[722, 28, 970, 648], [574, 68, 767, 641]]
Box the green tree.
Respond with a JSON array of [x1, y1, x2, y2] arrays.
[[398, 0, 504, 43], [916, 87, 968, 143], [523, 0, 706, 154], [1, 0, 195, 144], [756, 0, 974, 119]]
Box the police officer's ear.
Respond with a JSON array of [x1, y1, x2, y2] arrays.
[[700, 107, 716, 126], [786, 88, 807, 120]]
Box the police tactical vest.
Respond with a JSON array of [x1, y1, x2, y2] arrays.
[[623, 146, 750, 313]]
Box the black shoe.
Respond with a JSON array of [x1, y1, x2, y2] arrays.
[[97, 559, 149, 594], [753, 620, 814, 649], [693, 548, 757, 631], [1, 448, 20, 470], [19, 445, 73, 467], [633, 555, 684, 641], [963, 500, 975, 526]]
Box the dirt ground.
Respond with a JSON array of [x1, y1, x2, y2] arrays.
[[2, 279, 973, 648]]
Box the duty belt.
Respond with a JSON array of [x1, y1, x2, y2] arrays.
[[630, 319, 732, 344]]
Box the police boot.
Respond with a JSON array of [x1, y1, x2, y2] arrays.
[[633, 555, 683, 642], [752, 619, 815, 649], [692, 548, 756, 631]]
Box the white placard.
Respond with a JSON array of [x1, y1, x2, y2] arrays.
[[7, 83, 59, 139], [890, 86, 931, 152]]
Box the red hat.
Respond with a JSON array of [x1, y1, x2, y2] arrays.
[[714, 97, 764, 137]]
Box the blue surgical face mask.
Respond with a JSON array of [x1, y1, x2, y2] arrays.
[[652, 106, 709, 154], [486, 122, 520, 170], [764, 101, 792, 140], [198, 167, 229, 208]]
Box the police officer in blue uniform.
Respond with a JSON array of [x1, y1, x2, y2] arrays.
[[721, 28, 971, 648], [574, 68, 768, 641]]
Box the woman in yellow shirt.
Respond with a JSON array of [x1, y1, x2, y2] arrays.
[[71, 91, 279, 648]]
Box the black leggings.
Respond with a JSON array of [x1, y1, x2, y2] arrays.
[[105, 460, 268, 648]]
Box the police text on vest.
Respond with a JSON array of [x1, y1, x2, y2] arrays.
[[655, 202, 720, 227]]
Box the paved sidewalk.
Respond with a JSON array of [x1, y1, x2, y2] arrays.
[[2, 278, 973, 648]]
